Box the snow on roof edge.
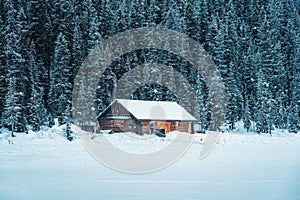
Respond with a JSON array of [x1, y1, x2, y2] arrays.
[[115, 99, 197, 121]]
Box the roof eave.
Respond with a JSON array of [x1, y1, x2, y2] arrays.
[[134, 118, 197, 122], [96, 100, 116, 119]]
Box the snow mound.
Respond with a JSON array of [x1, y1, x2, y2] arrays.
[[102, 131, 183, 154]]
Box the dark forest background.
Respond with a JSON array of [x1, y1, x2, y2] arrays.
[[0, 0, 299, 135]]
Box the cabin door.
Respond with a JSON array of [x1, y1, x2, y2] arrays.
[[156, 122, 171, 133]]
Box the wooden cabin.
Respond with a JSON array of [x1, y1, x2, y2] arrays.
[[97, 99, 197, 135]]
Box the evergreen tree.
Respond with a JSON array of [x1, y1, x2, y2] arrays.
[[255, 66, 274, 134], [3, 78, 18, 136], [28, 0, 52, 91], [3, 0, 28, 133], [0, 17, 6, 126], [49, 32, 72, 125], [288, 21, 300, 133], [243, 99, 252, 132], [27, 41, 49, 131], [242, 40, 257, 121], [64, 104, 73, 141], [80, 0, 101, 54], [71, 15, 84, 73], [226, 62, 243, 129], [288, 70, 300, 133]]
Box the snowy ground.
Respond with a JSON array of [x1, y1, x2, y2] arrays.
[[1, 126, 300, 200]]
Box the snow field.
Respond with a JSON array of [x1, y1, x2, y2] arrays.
[[1, 125, 300, 200]]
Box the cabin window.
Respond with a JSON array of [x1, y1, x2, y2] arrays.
[[129, 124, 136, 129], [109, 121, 124, 128]]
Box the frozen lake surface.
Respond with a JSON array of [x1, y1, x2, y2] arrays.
[[1, 126, 300, 200]]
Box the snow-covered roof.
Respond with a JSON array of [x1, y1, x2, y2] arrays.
[[98, 99, 196, 122]]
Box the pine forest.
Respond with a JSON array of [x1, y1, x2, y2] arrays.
[[0, 0, 299, 136]]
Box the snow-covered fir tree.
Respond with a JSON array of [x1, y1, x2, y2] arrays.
[[49, 32, 72, 125], [3, 1, 28, 133]]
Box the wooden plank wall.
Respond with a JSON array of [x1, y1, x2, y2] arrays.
[[99, 119, 136, 132], [178, 122, 189, 132]]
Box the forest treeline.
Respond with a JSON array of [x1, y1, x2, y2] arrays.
[[0, 0, 299, 135]]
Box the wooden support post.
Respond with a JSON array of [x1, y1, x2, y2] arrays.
[[136, 121, 142, 135], [191, 122, 195, 134]]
